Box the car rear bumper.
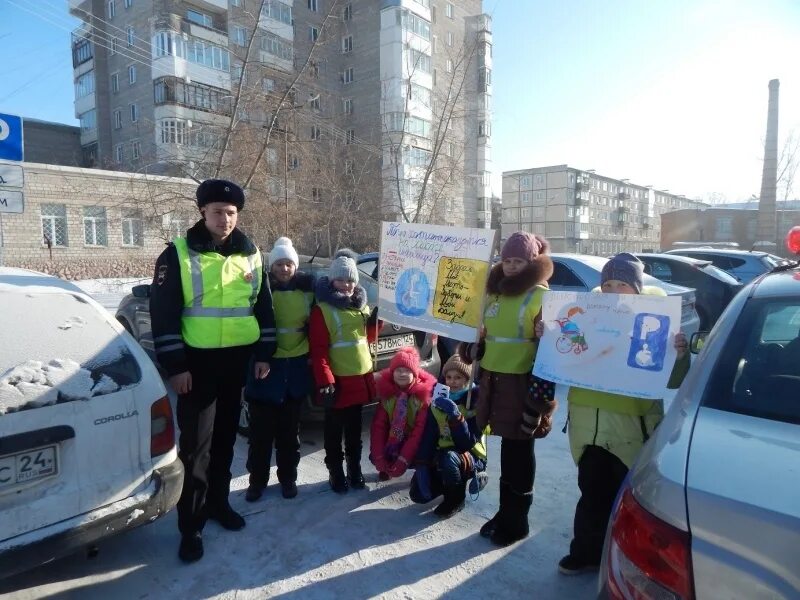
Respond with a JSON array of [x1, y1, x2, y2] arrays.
[[0, 457, 183, 580]]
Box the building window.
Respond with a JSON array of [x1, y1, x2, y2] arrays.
[[309, 96, 321, 111], [126, 26, 134, 46], [261, 0, 292, 24], [343, 3, 352, 20], [75, 71, 95, 98], [41, 204, 68, 247], [398, 9, 431, 41], [79, 109, 96, 133], [478, 67, 491, 92], [261, 33, 293, 61], [445, 58, 453, 73], [478, 121, 491, 137], [114, 144, 124, 163], [153, 30, 231, 71], [159, 119, 188, 144], [342, 98, 353, 114], [408, 49, 431, 74], [406, 146, 432, 167], [233, 26, 247, 46], [309, 26, 319, 41], [342, 67, 354, 84], [111, 72, 119, 93], [107, 0, 116, 19], [131, 140, 141, 159], [311, 187, 322, 202], [128, 64, 136, 84], [410, 82, 431, 107], [342, 35, 353, 53], [83, 206, 108, 246], [124, 0, 132, 7], [716, 217, 733, 236], [122, 210, 144, 246], [345, 129, 355, 144], [110, 37, 118, 55], [113, 109, 122, 129], [308, 0, 318, 11], [445, 2, 454, 18], [310, 125, 321, 140], [231, 0, 240, 5], [262, 77, 275, 92], [130, 103, 139, 122], [447, 31, 453, 46], [520, 175, 531, 188], [186, 8, 213, 28], [73, 38, 93, 65]]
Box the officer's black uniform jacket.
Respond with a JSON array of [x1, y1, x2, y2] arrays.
[[149, 220, 276, 376]]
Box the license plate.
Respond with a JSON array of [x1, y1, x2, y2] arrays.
[[371, 333, 415, 354], [0, 445, 58, 492]]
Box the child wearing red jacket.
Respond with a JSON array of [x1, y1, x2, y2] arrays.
[[309, 249, 381, 494], [370, 347, 435, 481]]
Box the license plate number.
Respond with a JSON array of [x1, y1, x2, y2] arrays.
[[0, 445, 58, 491], [371, 333, 415, 354]]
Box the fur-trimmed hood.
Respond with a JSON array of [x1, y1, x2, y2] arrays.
[[376, 368, 436, 403], [486, 257, 553, 296], [315, 275, 367, 310]]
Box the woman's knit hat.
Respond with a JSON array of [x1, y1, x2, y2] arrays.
[[601, 252, 644, 293], [441, 354, 471, 382], [390, 347, 420, 376], [501, 231, 549, 263], [268, 236, 299, 268], [329, 248, 359, 283]]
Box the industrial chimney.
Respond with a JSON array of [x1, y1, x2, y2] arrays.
[[756, 79, 779, 250]]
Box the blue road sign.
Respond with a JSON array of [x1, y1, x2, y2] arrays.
[[0, 113, 24, 162]]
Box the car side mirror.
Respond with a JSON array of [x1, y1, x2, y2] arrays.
[[132, 284, 151, 299], [690, 331, 708, 354]]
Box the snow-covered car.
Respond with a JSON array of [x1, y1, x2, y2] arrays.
[[0, 268, 183, 579]]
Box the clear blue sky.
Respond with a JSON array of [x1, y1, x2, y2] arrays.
[[2, 0, 799, 202]]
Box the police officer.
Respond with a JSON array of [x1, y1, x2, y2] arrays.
[[150, 179, 275, 563]]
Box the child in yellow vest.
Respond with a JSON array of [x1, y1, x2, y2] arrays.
[[460, 231, 558, 546], [244, 237, 313, 502], [370, 347, 435, 481], [310, 249, 380, 493], [410, 354, 488, 518]]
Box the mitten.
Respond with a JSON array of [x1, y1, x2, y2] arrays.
[[387, 456, 408, 478], [434, 396, 461, 419], [372, 454, 390, 474], [319, 384, 336, 408], [414, 466, 432, 502]]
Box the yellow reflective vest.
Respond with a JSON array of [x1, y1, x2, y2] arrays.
[[481, 285, 547, 374], [173, 237, 262, 349], [318, 302, 372, 376], [273, 288, 313, 359], [432, 408, 488, 461]]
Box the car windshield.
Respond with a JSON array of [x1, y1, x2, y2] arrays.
[[702, 296, 800, 425], [701, 264, 740, 285], [0, 289, 141, 414]]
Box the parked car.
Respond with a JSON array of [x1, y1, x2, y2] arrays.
[[116, 256, 440, 427], [633, 253, 743, 329], [665, 247, 791, 283], [598, 258, 800, 598], [548, 254, 701, 338], [0, 268, 182, 579]]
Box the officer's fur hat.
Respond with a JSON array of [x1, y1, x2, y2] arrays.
[[196, 179, 245, 210]]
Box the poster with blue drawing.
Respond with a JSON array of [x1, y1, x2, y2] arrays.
[[377, 222, 497, 342], [532, 290, 681, 400]]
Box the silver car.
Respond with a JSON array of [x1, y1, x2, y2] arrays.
[[665, 248, 791, 284], [599, 263, 800, 599], [549, 254, 701, 339]]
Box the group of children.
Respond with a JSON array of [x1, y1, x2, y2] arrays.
[[246, 233, 690, 573]]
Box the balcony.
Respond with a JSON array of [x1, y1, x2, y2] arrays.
[[618, 201, 629, 212], [575, 231, 589, 240], [642, 217, 651, 228], [575, 213, 589, 224], [574, 191, 587, 206], [477, 14, 492, 33]]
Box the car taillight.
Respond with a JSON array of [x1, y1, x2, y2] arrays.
[[150, 395, 176, 457], [606, 487, 694, 600]]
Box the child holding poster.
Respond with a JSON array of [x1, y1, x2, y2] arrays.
[[369, 347, 435, 482], [535, 252, 690, 576], [310, 249, 381, 494], [460, 231, 559, 546], [410, 354, 488, 518]]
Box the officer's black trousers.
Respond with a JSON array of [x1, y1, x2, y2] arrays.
[[175, 346, 250, 535]]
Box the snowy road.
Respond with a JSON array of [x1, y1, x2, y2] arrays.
[[0, 281, 598, 599]]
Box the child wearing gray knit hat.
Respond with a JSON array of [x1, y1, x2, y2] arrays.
[[329, 249, 360, 283], [600, 252, 644, 294]]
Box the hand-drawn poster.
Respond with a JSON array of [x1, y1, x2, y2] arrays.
[[378, 222, 496, 342], [532, 290, 682, 400]]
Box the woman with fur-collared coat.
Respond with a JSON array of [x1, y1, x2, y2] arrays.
[[461, 231, 558, 546]]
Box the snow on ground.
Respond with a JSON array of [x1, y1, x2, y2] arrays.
[[0, 386, 598, 600], [73, 278, 148, 311], [0, 283, 598, 598]]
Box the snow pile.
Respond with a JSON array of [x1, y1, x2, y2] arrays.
[[0, 359, 120, 415]]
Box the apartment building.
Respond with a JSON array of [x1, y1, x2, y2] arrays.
[[68, 0, 492, 230], [501, 165, 706, 254]]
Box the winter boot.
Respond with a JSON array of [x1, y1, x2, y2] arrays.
[[347, 458, 366, 490], [328, 462, 349, 494], [434, 482, 466, 518], [178, 531, 204, 563], [558, 554, 600, 575], [281, 481, 298, 499], [490, 484, 532, 547], [207, 503, 246, 531], [245, 483, 265, 502]]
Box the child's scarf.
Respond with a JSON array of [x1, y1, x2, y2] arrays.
[[385, 392, 409, 462]]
